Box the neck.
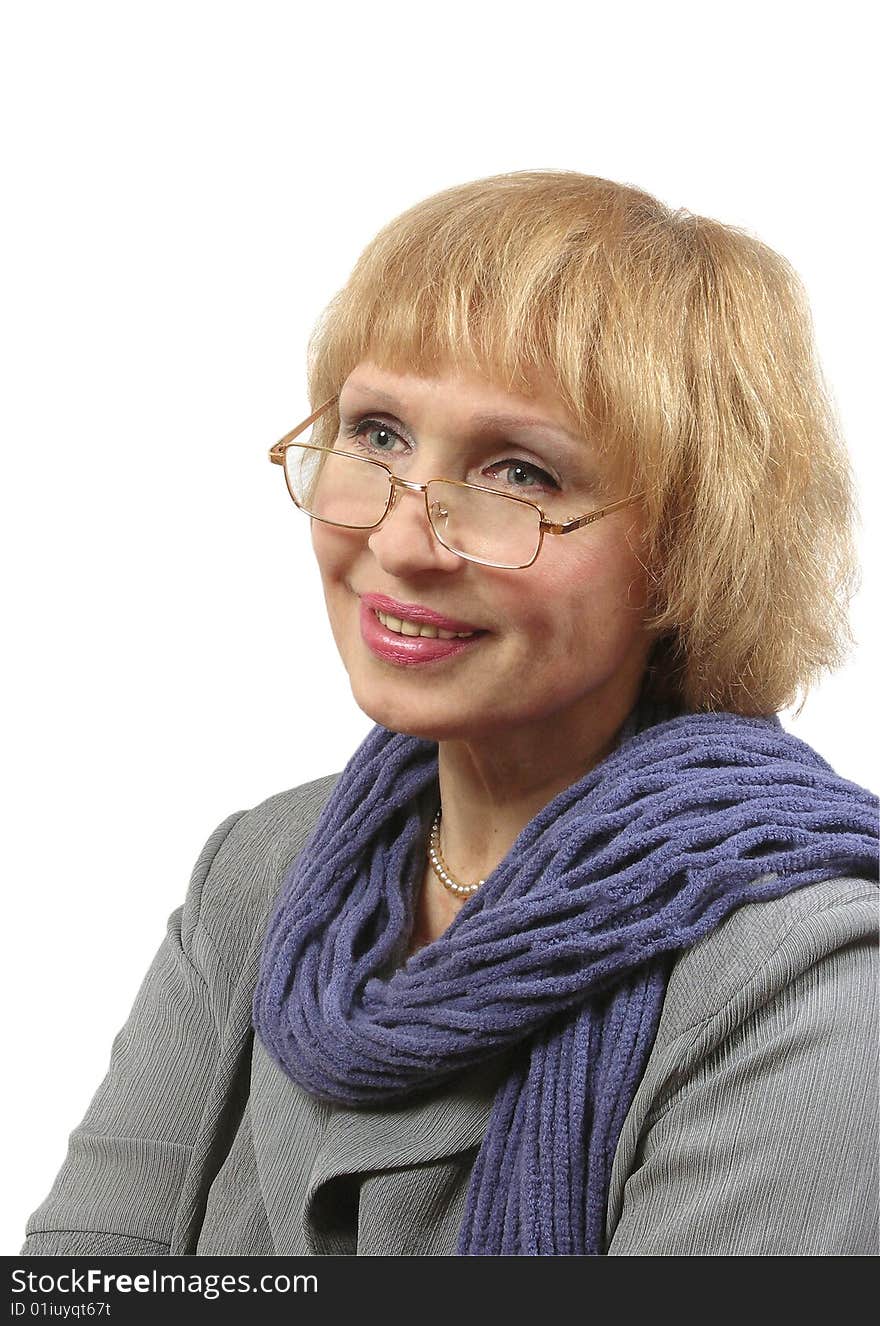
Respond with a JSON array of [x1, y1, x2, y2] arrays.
[[433, 676, 646, 886]]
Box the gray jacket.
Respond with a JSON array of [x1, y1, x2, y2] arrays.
[[20, 772, 880, 1256]]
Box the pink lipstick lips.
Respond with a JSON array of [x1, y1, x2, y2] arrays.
[[359, 595, 488, 667]]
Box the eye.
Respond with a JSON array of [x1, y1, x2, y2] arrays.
[[341, 416, 407, 456], [339, 413, 561, 493], [483, 459, 560, 493]]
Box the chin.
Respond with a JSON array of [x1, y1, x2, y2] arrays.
[[348, 680, 476, 744]]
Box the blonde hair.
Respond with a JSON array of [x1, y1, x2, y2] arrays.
[[305, 169, 861, 717]]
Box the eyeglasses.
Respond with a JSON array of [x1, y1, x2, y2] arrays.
[[268, 395, 648, 571]]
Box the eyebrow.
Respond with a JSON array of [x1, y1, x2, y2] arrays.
[[339, 384, 586, 450]]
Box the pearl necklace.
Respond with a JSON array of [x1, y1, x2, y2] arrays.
[[428, 808, 484, 897]]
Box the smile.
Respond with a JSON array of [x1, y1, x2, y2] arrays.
[[359, 599, 486, 666]]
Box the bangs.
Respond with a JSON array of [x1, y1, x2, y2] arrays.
[[304, 170, 686, 497]]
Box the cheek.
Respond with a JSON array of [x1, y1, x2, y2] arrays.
[[519, 541, 646, 653], [311, 521, 362, 579]]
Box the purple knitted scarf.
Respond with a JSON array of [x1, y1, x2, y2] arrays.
[[252, 695, 879, 1255]]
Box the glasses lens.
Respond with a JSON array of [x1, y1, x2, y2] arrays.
[[283, 446, 542, 567], [427, 481, 540, 569], [284, 445, 391, 528]]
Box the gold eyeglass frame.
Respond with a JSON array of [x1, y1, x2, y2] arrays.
[[268, 395, 648, 571]]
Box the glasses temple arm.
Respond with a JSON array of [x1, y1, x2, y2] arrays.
[[268, 395, 338, 464], [543, 490, 648, 534]]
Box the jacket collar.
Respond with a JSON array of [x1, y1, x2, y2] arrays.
[[251, 1032, 513, 1254]]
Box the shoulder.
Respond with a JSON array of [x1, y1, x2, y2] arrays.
[[608, 874, 879, 1254], [179, 771, 341, 991], [657, 874, 878, 1044]]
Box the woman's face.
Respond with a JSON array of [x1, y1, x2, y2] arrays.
[[311, 360, 654, 746]]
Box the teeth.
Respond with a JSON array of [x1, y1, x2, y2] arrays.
[[375, 609, 474, 640]]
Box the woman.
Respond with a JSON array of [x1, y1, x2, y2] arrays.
[[21, 170, 879, 1257]]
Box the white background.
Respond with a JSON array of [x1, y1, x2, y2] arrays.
[[2, 0, 876, 1254]]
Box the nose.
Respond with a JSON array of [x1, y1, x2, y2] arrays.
[[367, 480, 463, 574]]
